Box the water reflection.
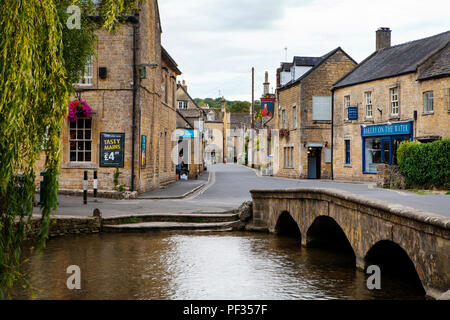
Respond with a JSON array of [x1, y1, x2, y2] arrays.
[[12, 232, 425, 300]]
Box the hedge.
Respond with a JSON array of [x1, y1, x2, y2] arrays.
[[397, 138, 450, 189]]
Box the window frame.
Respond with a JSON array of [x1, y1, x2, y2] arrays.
[[75, 57, 93, 86], [283, 146, 294, 169], [292, 106, 297, 129], [69, 118, 93, 163], [390, 87, 399, 116], [344, 139, 351, 165], [344, 95, 350, 120], [423, 91, 434, 113], [365, 91, 373, 118], [281, 109, 286, 129]]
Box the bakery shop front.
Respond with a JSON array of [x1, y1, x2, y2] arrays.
[[361, 121, 413, 174]]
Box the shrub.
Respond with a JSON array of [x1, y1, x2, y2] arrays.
[[398, 139, 450, 189]]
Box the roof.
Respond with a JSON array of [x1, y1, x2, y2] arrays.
[[293, 56, 322, 67], [162, 47, 182, 75], [279, 47, 356, 91], [334, 30, 450, 88], [417, 42, 450, 81], [176, 110, 193, 129], [228, 113, 263, 129]]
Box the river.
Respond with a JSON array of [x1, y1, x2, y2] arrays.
[[13, 232, 426, 300]]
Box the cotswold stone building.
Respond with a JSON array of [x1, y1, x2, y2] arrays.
[[333, 29, 450, 181], [273, 48, 357, 179], [58, 0, 181, 193]]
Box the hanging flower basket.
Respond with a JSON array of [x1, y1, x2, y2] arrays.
[[68, 99, 92, 122], [279, 129, 289, 137]]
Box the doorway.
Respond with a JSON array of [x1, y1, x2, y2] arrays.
[[307, 147, 321, 179]]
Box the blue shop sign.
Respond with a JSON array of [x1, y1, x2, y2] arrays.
[[179, 130, 197, 138], [348, 107, 358, 120], [361, 121, 412, 137]]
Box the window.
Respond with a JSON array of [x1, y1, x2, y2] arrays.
[[284, 146, 294, 168], [75, 57, 93, 85], [423, 91, 434, 113], [178, 101, 188, 109], [292, 106, 297, 129], [313, 96, 332, 120], [281, 109, 286, 129], [390, 87, 399, 115], [344, 140, 351, 165], [344, 96, 350, 120], [446, 88, 450, 111], [364, 138, 381, 172], [365, 92, 373, 118], [69, 119, 92, 162]]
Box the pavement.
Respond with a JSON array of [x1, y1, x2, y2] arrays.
[[138, 171, 209, 199], [33, 163, 450, 218]]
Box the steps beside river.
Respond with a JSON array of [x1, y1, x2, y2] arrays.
[[101, 213, 241, 233]]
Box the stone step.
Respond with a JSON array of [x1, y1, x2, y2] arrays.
[[102, 213, 239, 226], [102, 221, 241, 233]]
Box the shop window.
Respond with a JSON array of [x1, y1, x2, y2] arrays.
[[69, 118, 92, 162], [423, 91, 434, 113], [344, 140, 351, 165], [365, 92, 373, 118], [390, 87, 399, 116], [344, 96, 350, 120], [364, 138, 381, 172]]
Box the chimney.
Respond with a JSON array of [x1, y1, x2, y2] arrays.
[[221, 96, 226, 113], [263, 71, 270, 95], [182, 80, 188, 91], [376, 27, 391, 51]]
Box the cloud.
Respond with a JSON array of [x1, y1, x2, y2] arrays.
[[159, 0, 450, 101]]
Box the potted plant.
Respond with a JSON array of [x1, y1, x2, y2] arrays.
[[279, 129, 289, 137], [68, 99, 92, 122]]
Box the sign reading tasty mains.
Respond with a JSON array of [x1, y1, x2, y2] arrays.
[[361, 121, 413, 137], [100, 133, 125, 167]]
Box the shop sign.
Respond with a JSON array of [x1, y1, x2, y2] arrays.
[[361, 121, 412, 137], [100, 132, 125, 167], [348, 107, 358, 120]]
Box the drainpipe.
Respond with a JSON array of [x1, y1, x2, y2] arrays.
[[331, 88, 335, 180], [131, 17, 139, 191]]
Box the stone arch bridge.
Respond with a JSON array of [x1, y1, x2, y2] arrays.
[[249, 188, 450, 299]]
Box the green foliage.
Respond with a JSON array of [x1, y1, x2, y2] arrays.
[[0, 0, 143, 299], [396, 141, 418, 165], [398, 139, 450, 189], [113, 168, 121, 189], [194, 98, 262, 114]]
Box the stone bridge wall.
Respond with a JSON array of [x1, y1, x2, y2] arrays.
[[249, 188, 450, 299]]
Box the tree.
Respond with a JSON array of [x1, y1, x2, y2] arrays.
[[0, 0, 143, 299]]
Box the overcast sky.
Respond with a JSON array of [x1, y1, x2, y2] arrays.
[[159, 0, 450, 102]]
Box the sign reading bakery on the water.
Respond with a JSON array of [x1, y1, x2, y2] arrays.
[[100, 133, 125, 167]]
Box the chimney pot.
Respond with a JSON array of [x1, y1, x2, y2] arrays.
[[376, 27, 391, 51]]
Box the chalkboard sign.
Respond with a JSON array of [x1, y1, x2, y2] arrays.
[[348, 106, 358, 120], [100, 133, 125, 167]]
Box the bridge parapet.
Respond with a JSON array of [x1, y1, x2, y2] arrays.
[[249, 188, 450, 299]]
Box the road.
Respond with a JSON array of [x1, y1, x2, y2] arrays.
[[39, 163, 450, 218]]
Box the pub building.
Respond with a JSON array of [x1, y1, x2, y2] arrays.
[[37, 1, 182, 194], [333, 28, 450, 181]]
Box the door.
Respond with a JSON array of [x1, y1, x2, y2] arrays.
[[381, 137, 391, 165], [307, 148, 321, 179]]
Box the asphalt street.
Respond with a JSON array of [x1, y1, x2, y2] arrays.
[[36, 163, 450, 218]]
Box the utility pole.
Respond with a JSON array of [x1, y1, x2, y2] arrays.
[[251, 67, 255, 129]]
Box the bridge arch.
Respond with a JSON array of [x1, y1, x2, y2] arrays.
[[305, 216, 356, 260], [364, 240, 426, 295], [274, 211, 302, 241]]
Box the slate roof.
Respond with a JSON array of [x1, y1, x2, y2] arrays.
[[293, 56, 322, 67], [334, 30, 450, 88], [417, 42, 450, 81], [280, 47, 356, 91]]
